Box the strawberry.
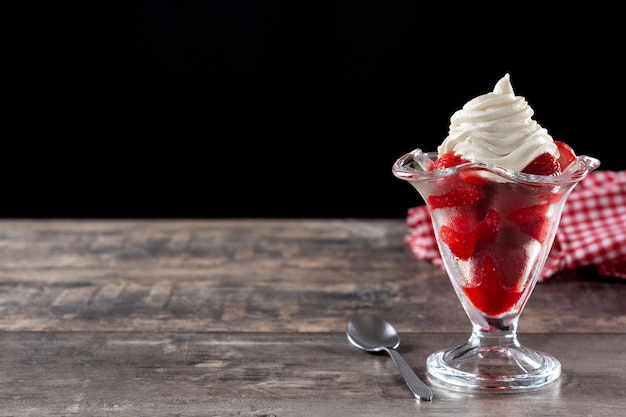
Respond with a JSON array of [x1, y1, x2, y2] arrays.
[[475, 209, 500, 243], [447, 213, 478, 233], [440, 214, 478, 259], [460, 171, 489, 187], [440, 208, 500, 258], [555, 140, 576, 170], [430, 151, 490, 188], [518, 219, 550, 242], [440, 224, 477, 259], [507, 203, 551, 242], [439, 210, 496, 260], [522, 153, 561, 176], [427, 186, 484, 209], [507, 204, 550, 224], [430, 151, 469, 170], [463, 254, 523, 317]]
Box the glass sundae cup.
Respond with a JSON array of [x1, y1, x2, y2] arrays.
[[393, 148, 600, 390]]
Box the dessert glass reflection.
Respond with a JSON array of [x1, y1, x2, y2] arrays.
[[393, 149, 599, 390]]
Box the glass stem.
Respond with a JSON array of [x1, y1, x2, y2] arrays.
[[470, 317, 520, 348]]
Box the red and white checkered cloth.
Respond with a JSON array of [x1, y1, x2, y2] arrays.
[[405, 170, 626, 280]]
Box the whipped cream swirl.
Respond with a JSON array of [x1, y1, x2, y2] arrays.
[[437, 74, 557, 173]]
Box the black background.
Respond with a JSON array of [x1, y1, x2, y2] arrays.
[[9, 1, 623, 218]]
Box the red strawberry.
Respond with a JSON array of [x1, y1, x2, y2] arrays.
[[427, 186, 484, 209], [555, 140, 576, 170], [463, 254, 523, 316], [460, 171, 488, 187], [522, 153, 561, 176], [430, 151, 469, 170], [507, 204, 549, 224], [432, 152, 489, 188], [507, 204, 551, 242], [518, 219, 550, 242], [439, 213, 481, 259], [447, 213, 478, 233], [475, 209, 500, 243], [440, 224, 477, 259]]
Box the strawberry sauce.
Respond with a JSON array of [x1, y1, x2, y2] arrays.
[[461, 255, 524, 317]]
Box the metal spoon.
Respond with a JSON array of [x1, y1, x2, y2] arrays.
[[346, 314, 433, 401]]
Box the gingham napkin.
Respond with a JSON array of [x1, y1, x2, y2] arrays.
[[405, 170, 626, 280]]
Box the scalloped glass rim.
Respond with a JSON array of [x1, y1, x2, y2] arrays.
[[392, 148, 601, 186]]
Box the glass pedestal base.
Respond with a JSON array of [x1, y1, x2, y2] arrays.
[[426, 336, 561, 391]]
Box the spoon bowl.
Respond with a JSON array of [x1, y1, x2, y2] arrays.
[[346, 314, 433, 401], [347, 314, 400, 351]]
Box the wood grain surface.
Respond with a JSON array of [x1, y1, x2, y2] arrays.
[[0, 220, 624, 416]]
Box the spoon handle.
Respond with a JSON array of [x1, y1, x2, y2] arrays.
[[386, 348, 433, 401]]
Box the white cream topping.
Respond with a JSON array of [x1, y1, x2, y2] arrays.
[[437, 74, 557, 172]]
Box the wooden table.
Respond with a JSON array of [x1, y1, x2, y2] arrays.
[[1, 219, 624, 416]]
